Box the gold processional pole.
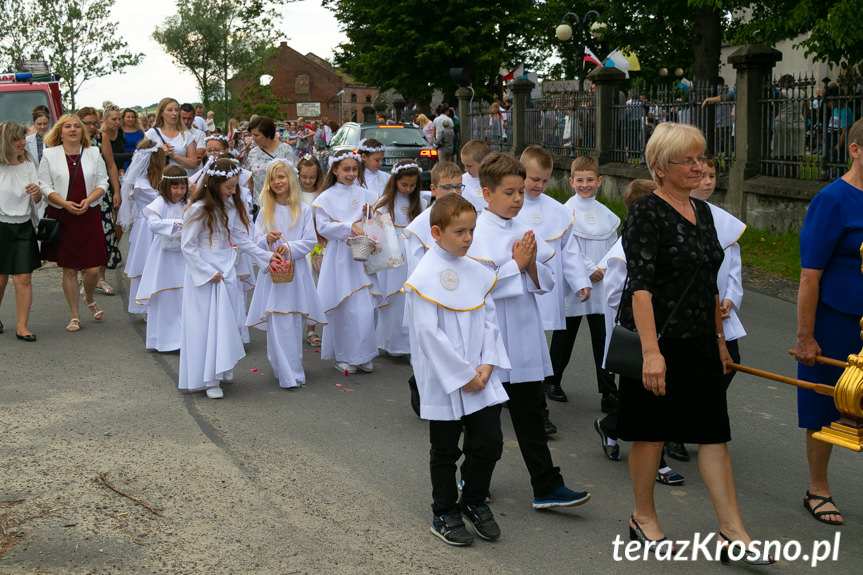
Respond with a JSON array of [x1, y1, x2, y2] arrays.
[[725, 242, 863, 452]]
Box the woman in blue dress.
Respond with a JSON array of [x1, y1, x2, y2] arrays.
[[121, 108, 144, 171], [794, 117, 863, 526]]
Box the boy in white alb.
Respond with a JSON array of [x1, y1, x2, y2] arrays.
[[405, 193, 510, 546], [468, 152, 590, 510], [403, 161, 465, 275], [402, 161, 467, 415], [545, 156, 620, 413], [460, 139, 490, 213]]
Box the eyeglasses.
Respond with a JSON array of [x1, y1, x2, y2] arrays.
[[82, 121, 100, 127], [436, 184, 465, 192], [105, 105, 120, 112], [668, 155, 707, 167]]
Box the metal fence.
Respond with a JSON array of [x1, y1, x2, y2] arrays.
[[524, 93, 596, 158], [611, 83, 735, 173], [467, 101, 512, 154], [760, 73, 862, 181]]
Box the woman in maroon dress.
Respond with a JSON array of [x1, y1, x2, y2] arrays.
[[38, 114, 109, 332]]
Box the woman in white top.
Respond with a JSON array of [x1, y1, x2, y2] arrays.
[[144, 98, 199, 174], [0, 121, 43, 341]]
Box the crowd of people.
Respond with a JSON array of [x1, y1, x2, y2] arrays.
[[1, 95, 857, 554]]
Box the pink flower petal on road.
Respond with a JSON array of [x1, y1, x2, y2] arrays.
[[250, 369, 259, 373]]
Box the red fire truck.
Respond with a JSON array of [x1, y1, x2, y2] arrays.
[[0, 70, 62, 124]]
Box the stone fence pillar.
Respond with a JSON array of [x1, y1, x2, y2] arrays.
[[456, 86, 473, 154], [510, 78, 534, 158], [727, 44, 782, 218], [587, 66, 625, 164]]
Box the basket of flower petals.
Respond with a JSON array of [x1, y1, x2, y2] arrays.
[[269, 242, 294, 283]]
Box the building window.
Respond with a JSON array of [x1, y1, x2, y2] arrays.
[[350, 93, 357, 103], [295, 74, 310, 96], [365, 95, 372, 103]]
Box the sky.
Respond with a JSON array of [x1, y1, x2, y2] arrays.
[[75, 0, 347, 110]]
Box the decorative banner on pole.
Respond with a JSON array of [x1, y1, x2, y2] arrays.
[[583, 47, 602, 68]]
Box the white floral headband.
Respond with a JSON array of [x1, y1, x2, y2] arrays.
[[267, 157, 300, 176], [357, 138, 386, 154], [160, 174, 188, 181], [206, 135, 230, 143], [205, 165, 242, 178], [327, 152, 362, 170], [391, 162, 422, 175]]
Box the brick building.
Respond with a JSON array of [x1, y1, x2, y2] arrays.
[[233, 41, 378, 124]]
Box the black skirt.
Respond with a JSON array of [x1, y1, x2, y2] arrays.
[[618, 334, 731, 444], [0, 221, 41, 275]]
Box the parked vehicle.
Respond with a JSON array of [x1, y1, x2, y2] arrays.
[[320, 122, 438, 186], [0, 72, 62, 124]]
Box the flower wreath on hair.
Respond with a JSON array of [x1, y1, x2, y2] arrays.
[[298, 152, 315, 161], [205, 164, 243, 178], [267, 157, 300, 176], [357, 138, 386, 154], [327, 152, 362, 170], [206, 134, 230, 143], [391, 162, 422, 176], [160, 174, 189, 181]]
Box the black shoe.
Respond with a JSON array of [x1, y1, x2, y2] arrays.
[[545, 383, 568, 402], [665, 441, 690, 462], [593, 418, 620, 461], [543, 413, 557, 435], [16, 333, 36, 342], [408, 375, 421, 417], [601, 393, 618, 414], [430, 513, 474, 546], [461, 503, 501, 541]]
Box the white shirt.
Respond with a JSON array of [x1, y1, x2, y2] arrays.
[[0, 162, 39, 223]]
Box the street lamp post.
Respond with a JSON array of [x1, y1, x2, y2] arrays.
[[335, 89, 345, 125], [555, 9, 600, 92]]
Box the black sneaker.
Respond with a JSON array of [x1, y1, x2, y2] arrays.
[[543, 412, 558, 435], [430, 513, 474, 546], [461, 504, 501, 541]]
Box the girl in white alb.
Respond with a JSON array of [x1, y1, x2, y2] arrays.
[[179, 158, 279, 399], [312, 150, 380, 374], [373, 160, 426, 356], [119, 139, 165, 315], [297, 154, 325, 347], [135, 165, 189, 351], [359, 138, 390, 197], [245, 160, 325, 388]]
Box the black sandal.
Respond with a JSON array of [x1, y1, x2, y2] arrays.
[[803, 490, 844, 525]]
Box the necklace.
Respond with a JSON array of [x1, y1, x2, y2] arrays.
[[65, 152, 80, 166]]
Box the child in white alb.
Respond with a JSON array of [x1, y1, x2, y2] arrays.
[[179, 158, 280, 399], [468, 152, 591, 510], [405, 193, 510, 546], [120, 139, 164, 316], [313, 150, 380, 374], [459, 139, 490, 213], [134, 165, 189, 351], [359, 138, 391, 197], [545, 156, 620, 412], [245, 160, 325, 389], [297, 154, 325, 347]]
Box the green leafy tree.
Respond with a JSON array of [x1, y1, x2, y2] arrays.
[[323, 0, 536, 105], [0, 0, 142, 110], [153, 0, 291, 123]]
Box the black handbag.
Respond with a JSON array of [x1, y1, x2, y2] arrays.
[[35, 154, 81, 245], [36, 216, 61, 244], [606, 200, 704, 380]]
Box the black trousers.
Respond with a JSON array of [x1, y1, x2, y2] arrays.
[[545, 314, 617, 394], [502, 381, 564, 497], [429, 405, 502, 516]]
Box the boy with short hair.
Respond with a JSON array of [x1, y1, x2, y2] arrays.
[[515, 145, 591, 435], [469, 152, 591, 510], [405, 193, 510, 546], [544, 156, 620, 412], [460, 139, 491, 213], [403, 161, 465, 275]]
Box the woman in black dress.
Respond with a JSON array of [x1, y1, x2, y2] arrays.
[[618, 122, 771, 564]]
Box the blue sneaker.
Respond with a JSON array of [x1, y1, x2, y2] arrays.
[[532, 485, 591, 509]]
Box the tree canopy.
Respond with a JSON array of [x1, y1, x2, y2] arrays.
[[0, 0, 143, 110]]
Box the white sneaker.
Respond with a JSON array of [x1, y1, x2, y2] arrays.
[[206, 386, 224, 399], [335, 362, 357, 374], [220, 369, 234, 383], [358, 361, 374, 373]]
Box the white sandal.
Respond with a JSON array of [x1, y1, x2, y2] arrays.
[[86, 300, 104, 320], [66, 318, 81, 332]]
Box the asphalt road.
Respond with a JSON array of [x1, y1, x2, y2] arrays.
[[1, 261, 860, 574]]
